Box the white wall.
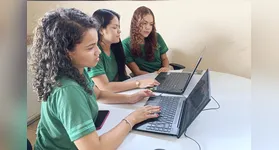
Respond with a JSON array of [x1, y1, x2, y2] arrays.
[[27, 0, 251, 78], [27, 46, 41, 123]]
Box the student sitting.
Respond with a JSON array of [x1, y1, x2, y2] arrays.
[[122, 6, 171, 76], [87, 9, 159, 92], [29, 8, 160, 150]]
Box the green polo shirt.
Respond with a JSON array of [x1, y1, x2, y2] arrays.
[[86, 45, 118, 82], [122, 32, 168, 73], [34, 70, 98, 150]]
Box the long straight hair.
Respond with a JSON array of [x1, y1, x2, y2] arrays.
[[92, 9, 127, 81]]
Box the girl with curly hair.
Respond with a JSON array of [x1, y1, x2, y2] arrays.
[[29, 8, 160, 150], [87, 9, 159, 93], [122, 6, 171, 76]]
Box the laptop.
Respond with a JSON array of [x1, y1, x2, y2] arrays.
[[133, 69, 211, 138], [152, 51, 205, 95]]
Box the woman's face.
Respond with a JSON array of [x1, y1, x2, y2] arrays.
[[138, 14, 154, 38], [101, 16, 121, 44], [68, 28, 101, 69]]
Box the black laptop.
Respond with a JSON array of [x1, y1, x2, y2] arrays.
[[152, 54, 203, 95], [133, 69, 211, 138]]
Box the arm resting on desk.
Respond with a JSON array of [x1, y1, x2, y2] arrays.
[[127, 62, 149, 76], [92, 75, 138, 93], [74, 88, 160, 150], [129, 62, 185, 77], [74, 116, 134, 150], [74, 104, 160, 150], [93, 86, 154, 104], [93, 86, 130, 104]]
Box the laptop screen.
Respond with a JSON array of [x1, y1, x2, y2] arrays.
[[178, 69, 211, 137], [184, 57, 203, 89]]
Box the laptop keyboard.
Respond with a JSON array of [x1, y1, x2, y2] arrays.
[[145, 96, 180, 133], [156, 73, 189, 91]]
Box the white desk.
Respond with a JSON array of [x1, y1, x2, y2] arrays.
[[97, 71, 251, 150]]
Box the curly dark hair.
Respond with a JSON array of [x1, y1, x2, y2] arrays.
[[29, 8, 100, 101], [130, 6, 157, 61], [91, 9, 127, 81]]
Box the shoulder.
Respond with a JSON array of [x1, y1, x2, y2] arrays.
[[122, 37, 132, 53], [156, 32, 164, 40], [52, 71, 93, 96], [52, 77, 84, 96], [122, 36, 131, 45], [57, 77, 81, 88], [97, 45, 105, 58], [50, 79, 93, 109]]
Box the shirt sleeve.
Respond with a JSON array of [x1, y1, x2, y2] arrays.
[[56, 86, 96, 141], [122, 40, 135, 64], [86, 56, 106, 78], [157, 33, 169, 55]]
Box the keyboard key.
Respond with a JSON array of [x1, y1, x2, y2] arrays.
[[164, 124, 170, 128], [157, 124, 164, 128]]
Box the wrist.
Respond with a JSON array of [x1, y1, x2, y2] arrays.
[[126, 95, 132, 103], [135, 80, 141, 88], [125, 115, 137, 126]]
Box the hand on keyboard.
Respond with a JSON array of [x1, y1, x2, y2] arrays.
[[139, 79, 160, 88], [125, 105, 161, 126], [127, 89, 155, 104], [157, 67, 170, 74]]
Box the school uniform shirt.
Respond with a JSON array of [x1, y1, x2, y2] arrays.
[[34, 70, 98, 150], [86, 45, 118, 82], [122, 32, 168, 73]]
